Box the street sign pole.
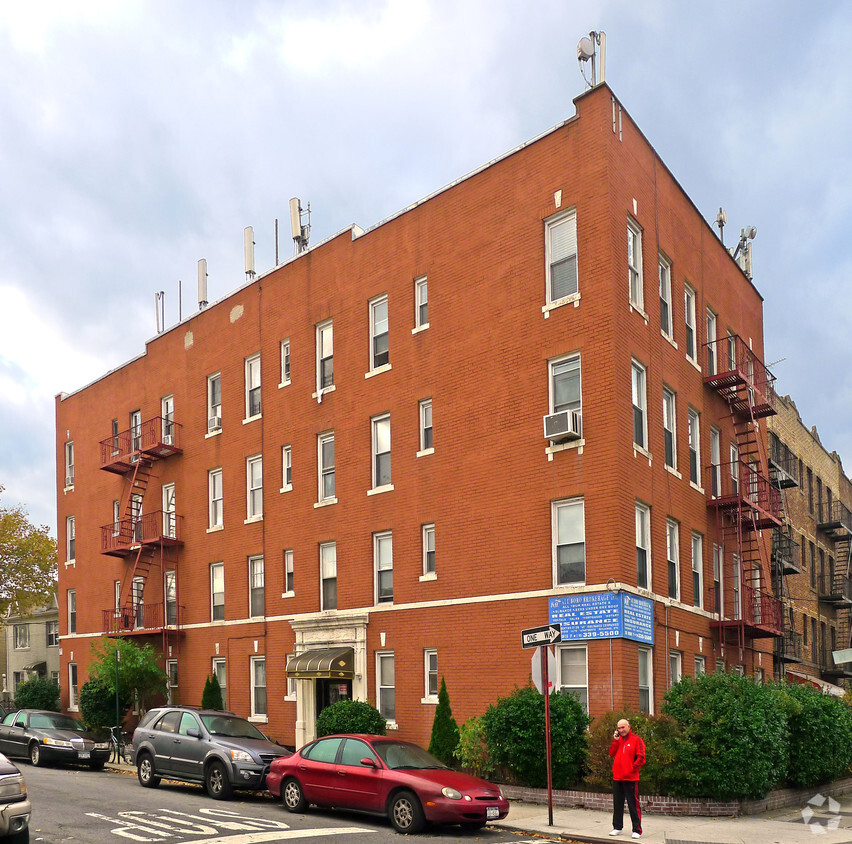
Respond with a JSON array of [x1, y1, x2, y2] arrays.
[[542, 646, 554, 827]]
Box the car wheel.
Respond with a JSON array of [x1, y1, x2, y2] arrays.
[[281, 777, 308, 812], [89, 760, 106, 771], [205, 760, 233, 800], [29, 743, 43, 767], [137, 753, 161, 788], [388, 789, 425, 834], [7, 825, 29, 844]]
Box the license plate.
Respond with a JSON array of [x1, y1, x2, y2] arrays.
[[79, 751, 90, 759], [486, 806, 499, 819]]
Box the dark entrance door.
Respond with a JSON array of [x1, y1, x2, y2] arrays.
[[316, 679, 352, 717]]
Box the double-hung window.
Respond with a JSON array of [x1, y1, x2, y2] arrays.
[[316, 320, 333, 391], [280, 339, 291, 386], [553, 498, 585, 585], [688, 408, 700, 485], [638, 647, 653, 714], [422, 524, 436, 576], [684, 285, 697, 361], [46, 621, 59, 647], [550, 354, 582, 419], [694, 655, 706, 676], [669, 651, 682, 686], [165, 570, 177, 625], [706, 309, 717, 375], [209, 468, 223, 529], [631, 360, 647, 450], [64, 441, 75, 488], [67, 515, 76, 561], [546, 210, 578, 302], [161, 394, 174, 443], [320, 542, 337, 610], [14, 625, 29, 650], [211, 563, 225, 621], [659, 256, 672, 337], [419, 399, 433, 452], [251, 656, 267, 718], [374, 532, 393, 604], [691, 532, 703, 608], [318, 432, 335, 502], [635, 502, 651, 590], [282, 445, 292, 491], [207, 372, 222, 432], [162, 483, 176, 538], [730, 443, 740, 495], [557, 645, 588, 712], [69, 663, 78, 709], [213, 659, 227, 708], [370, 295, 389, 371], [372, 414, 392, 489], [377, 652, 395, 721], [283, 549, 294, 595], [249, 555, 264, 618], [666, 519, 680, 600], [663, 387, 677, 470], [710, 427, 721, 497], [245, 354, 261, 419], [713, 543, 722, 613], [627, 219, 643, 309], [166, 660, 178, 704], [414, 276, 428, 328], [424, 649, 438, 700]]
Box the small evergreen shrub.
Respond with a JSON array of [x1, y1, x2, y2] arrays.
[[14, 676, 60, 712], [428, 677, 460, 766], [201, 674, 224, 710], [482, 685, 590, 788], [454, 716, 494, 778], [316, 699, 387, 737]]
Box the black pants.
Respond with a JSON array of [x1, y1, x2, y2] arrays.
[[612, 779, 642, 834]]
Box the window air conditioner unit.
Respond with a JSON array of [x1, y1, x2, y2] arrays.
[[543, 410, 582, 442], [161, 434, 174, 446], [65, 475, 74, 488], [208, 416, 222, 432]]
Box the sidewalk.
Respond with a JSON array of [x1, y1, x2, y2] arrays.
[[497, 799, 852, 843]]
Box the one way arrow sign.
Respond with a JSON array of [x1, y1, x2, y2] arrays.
[[521, 623, 562, 648]]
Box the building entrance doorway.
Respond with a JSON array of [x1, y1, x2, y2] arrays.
[[316, 678, 352, 717]]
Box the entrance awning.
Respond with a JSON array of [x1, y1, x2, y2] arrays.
[[23, 661, 46, 673], [286, 647, 354, 679]]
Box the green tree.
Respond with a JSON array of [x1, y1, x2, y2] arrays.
[[80, 677, 131, 735], [14, 676, 60, 711], [201, 674, 224, 710], [454, 716, 494, 778], [428, 677, 460, 765], [88, 638, 167, 714], [0, 487, 57, 617], [316, 699, 387, 737]]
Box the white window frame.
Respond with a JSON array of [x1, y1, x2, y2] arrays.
[[285, 654, 297, 700], [250, 656, 267, 720], [113, 499, 120, 536], [371, 414, 392, 491], [249, 555, 265, 619], [684, 284, 697, 362], [161, 394, 175, 442], [67, 515, 76, 562], [414, 276, 429, 329], [666, 518, 680, 601], [131, 576, 144, 628], [320, 542, 337, 611], [245, 353, 262, 420], [631, 360, 647, 450], [67, 589, 76, 634], [68, 663, 78, 710], [549, 353, 582, 420], [318, 432, 335, 503], [374, 531, 394, 604], [316, 319, 334, 394], [13, 624, 29, 650], [210, 562, 225, 621], [114, 579, 121, 616], [164, 569, 177, 626], [281, 445, 292, 492], [635, 502, 651, 590], [376, 651, 395, 722], [280, 339, 291, 387], [688, 407, 701, 486], [659, 255, 672, 337], [638, 646, 653, 714], [669, 650, 683, 687], [423, 648, 438, 702], [369, 294, 390, 372], [694, 655, 706, 677], [422, 523, 436, 577], [732, 553, 741, 620], [207, 372, 222, 432], [212, 658, 227, 709], [46, 620, 59, 648], [706, 308, 717, 375], [208, 468, 224, 529], [246, 455, 263, 521], [663, 386, 677, 470], [710, 426, 721, 498], [419, 399, 433, 454], [283, 549, 294, 596], [713, 543, 723, 615], [627, 218, 643, 310], [162, 483, 176, 539], [552, 498, 586, 586], [691, 532, 703, 609], [557, 644, 588, 713], [545, 208, 578, 305], [730, 442, 740, 495], [166, 659, 178, 705], [64, 441, 75, 488]]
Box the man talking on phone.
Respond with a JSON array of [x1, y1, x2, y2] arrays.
[[608, 718, 645, 838]]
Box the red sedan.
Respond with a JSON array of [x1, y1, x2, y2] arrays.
[[267, 734, 509, 834]]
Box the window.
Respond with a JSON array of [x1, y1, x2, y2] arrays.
[[659, 256, 672, 337], [246, 455, 263, 520], [688, 408, 700, 485], [212, 659, 227, 708], [372, 414, 392, 489], [709, 427, 721, 498], [161, 394, 175, 442], [13, 625, 29, 649], [166, 660, 178, 705], [415, 276, 428, 328], [113, 499, 120, 536], [374, 532, 394, 604], [684, 285, 697, 361], [627, 219, 643, 309], [635, 502, 651, 590], [316, 320, 333, 391], [546, 210, 578, 302], [712, 544, 722, 614], [132, 577, 144, 628], [732, 553, 741, 620], [207, 372, 222, 431], [730, 443, 740, 495], [369, 294, 389, 370], [706, 309, 717, 375], [64, 441, 75, 487], [422, 524, 436, 575], [320, 542, 337, 610], [669, 651, 682, 686], [666, 519, 680, 600], [424, 649, 438, 700], [249, 555, 264, 618], [67, 589, 76, 634], [211, 563, 224, 621], [557, 645, 588, 712], [638, 647, 653, 714], [114, 580, 121, 616], [553, 499, 585, 585], [663, 387, 677, 470], [694, 655, 706, 677], [69, 663, 78, 710], [209, 468, 223, 528], [162, 483, 176, 538], [286, 655, 296, 699], [111, 418, 120, 454], [692, 532, 703, 608], [283, 549, 294, 594], [376, 652, 395, 721], [280, 339, 291, 386], [46, 620, 59, 647], [419, 399, 433, 452], [165, 570, 177, 625], [251, 657, 267, 718], [726, 330, 736, 371], [130, 409, 142, 452], [550, 354, 582, 420], [318, 432, 335, 502], [245, 353, 261, 419], [807, 468, 814, 514], [282, 445, 292, 491], [631, 360, 647, 449], [66, 515, 76, 561]]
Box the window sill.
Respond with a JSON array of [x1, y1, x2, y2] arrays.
[[281, 590, 294, 599], [205, 429, 222, 439], [633, 444, 652, 465], [280, 485, 293, 494], [665, 465, 682, 480], [248, 715, 268, 724], [545, 438, 585, 460], [365, 363, 392, 380], [686, 356, 702, 374], [419, 572, 437, 582], [542, 292, 581, 318], [385, 721, 399, 731], [63, 485, 74, 493], [68, 706, 79, 713], [629, 302, 649, 324], [284, 694, 296, 702], [314, 498, 338, 508], [367, 484, 394, 497], [206, 525, 224, 534], [689, 481, 705, 495], [420, 697, 438, 706], [411, 323, 430, 335], [312, 385, 336, 399], [242, 414, 262, 425], [244, 516, 263, 524], [554, 580, 586, 589], [278, 380, 291, 389], [64, 559, 76, 568], [416, 447, 435, 458], [661, 330, 678, 350]]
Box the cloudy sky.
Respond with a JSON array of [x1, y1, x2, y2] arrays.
[[1, 1, 851, 532]]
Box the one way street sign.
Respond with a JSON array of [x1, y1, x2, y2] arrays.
[[521, 623, 562, 648]]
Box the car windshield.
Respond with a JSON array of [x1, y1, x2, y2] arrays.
[[372, 741, 447, 771], [200, 714, 267, 740], [30, 714, 85, 731]]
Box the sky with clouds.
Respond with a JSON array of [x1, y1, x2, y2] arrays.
[[1, 0, 851, 532]]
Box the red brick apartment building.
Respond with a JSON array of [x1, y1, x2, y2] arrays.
[[55, 83, 789, 749]]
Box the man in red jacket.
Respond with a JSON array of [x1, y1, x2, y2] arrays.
[[608, 718, 646, 838]]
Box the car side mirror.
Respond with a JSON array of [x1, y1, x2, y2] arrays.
[[360, 757, 378, 768], [187, 728, 201, 739]]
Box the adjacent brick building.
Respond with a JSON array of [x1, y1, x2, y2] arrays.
[[55, 83, 786, 748]]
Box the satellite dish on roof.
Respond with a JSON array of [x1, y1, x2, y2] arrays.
[[577, 37, 595, 60]]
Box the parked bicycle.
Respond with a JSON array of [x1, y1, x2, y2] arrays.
[[109, 725, 132, 764]]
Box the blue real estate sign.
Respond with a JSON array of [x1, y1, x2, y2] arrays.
[[549, 592, 654, 644]]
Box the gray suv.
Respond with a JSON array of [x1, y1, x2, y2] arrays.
[[131, 707, 289, 800], [0, 752, 30, 843]]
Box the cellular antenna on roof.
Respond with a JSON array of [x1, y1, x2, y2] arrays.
[[289, 197, 311, 254], [577, 31, 606, 88], [244, 226, 256, 280], [198, 259, 208, 310]]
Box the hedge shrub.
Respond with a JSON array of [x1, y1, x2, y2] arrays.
[[454, 716, 494, 778], [14, 676, 60, 712], [315, 699, 387, 737], [80, 677, 131, 735]]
